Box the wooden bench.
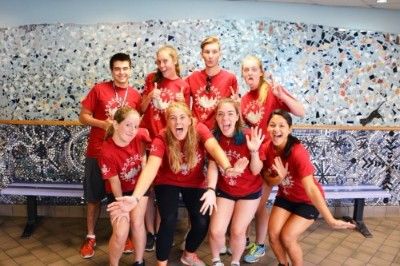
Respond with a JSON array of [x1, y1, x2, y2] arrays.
[[268, 184, 391, 238], [0, 182, 83, 238]]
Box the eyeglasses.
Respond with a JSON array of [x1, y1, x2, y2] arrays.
[[205, 76, 212, 92]]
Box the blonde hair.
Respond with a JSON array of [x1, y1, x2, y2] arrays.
[[165, 102, 198, 173], [105, 106, 140, 139], [200, 36, 221, 51], [153, 45, 181, 83], [242, 55, 270, 104]]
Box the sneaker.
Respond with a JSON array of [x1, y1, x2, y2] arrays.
[[245, 237, 252, 249], [220, 245, 228, 255], [243, 244, 266, 263], [180, 252, 206, 266], [123, 237, 134, 254], [80, 237, 96, 258], [212, 260, 224, 266], [231, 263, 240, 266], [133, 261, 145, 266], [145, 233, 155, 252]]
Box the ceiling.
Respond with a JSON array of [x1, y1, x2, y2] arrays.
[[253, 0, 400, 10]]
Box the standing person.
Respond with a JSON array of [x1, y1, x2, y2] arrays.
[[262, 109, 355, 266], [207, 99, 264, 266], [240, 55, 305, 263], [187, 36, 239, 129], [108, 102, 247, 266], [79, 53, 141, 258], [99, 107, 150, 266], [140, 44, 190, 250]]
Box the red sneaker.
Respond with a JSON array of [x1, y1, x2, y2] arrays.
[[80, 237, 96, 258], [180, 252, 205, 266], [123, 237, 134, 254]]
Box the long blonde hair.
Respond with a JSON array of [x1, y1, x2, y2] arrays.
[[104, 106, 140, 139], [153, 45, 181, 83], [242, 55, 270, 104], [165, 102, 198, 173]]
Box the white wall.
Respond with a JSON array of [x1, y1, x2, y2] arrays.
[[0, 0, 399, 33]]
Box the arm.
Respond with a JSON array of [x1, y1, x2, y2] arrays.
[[108, 175, 123, 198], [140, 90, 153, 113], [246, 127, 264, 175], [200, 160, 219, 215], [270, 81, 305, 117], [302, 176, 356, 229], [79, 106, 111, 130], [204, 137, 232, 171], [264, 156, 288, 186]]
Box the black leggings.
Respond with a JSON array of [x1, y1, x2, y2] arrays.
[[154, 185, 209, 261]]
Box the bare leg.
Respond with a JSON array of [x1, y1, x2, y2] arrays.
[[281, 215, 314, 266], [131, 197, 149, 263], [268, 206, 291, 265], [230, 198, 260, 263], [86, 201, 101, 235], [254, 183, 272, 244], [109, 216, 130, 266]]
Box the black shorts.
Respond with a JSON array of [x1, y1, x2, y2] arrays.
[[83, 157, 105, 202], [107, 190, 151, 204], [216, 189, 262, 202], [274, 196, 319, 220]]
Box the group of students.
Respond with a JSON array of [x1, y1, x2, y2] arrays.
[[79, 36, 355, 266]]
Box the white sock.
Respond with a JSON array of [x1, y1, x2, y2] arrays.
[[86, 234, 96, 239]]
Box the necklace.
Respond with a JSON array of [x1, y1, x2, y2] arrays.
[[113, 82, 129, 107]]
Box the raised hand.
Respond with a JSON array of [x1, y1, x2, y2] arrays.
[[151, 83, 161, 100], [175, 87, 185, 102], [200, 189, 217, 216], [229, 86, 240, 103], [271, 156, 288, 180], [246, 126, 265, 153]]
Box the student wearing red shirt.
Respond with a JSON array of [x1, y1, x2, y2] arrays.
[[140, 44, 190, 251], [187, 36, 239, 129], [99, 107, 150, 266], [207, 99, 264, 266], [107, 102, 247, 266], [79, 53, 141, 258], [240, 55, 305, 263], [262, 109, 355, 266]]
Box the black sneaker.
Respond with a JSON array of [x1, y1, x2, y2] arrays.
[[145, 233, 155, 252], [133, 260, 145, 266]]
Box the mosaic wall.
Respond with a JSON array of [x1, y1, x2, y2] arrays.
[[0, 19, 399, 206], [0, 124, 398, 206], [0, 19, 399, 125]]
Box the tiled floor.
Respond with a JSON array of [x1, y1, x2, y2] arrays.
[[0, 215, 399, 266]]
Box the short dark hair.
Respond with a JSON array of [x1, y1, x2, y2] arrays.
[[109, 53, 132, 70]]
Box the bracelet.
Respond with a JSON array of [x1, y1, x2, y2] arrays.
[[250, 150, 258, 153], [207, 187, 216, 192]]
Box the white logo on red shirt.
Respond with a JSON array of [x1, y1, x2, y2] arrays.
[[194, 85, 221, 120], [243, 100, 265, 125]]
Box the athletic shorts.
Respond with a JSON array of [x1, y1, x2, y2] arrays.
[[274, 196, 319, 220], [216, 189, 262, 201], [83, 157, 105, 203]]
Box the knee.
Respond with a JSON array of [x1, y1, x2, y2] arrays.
[[209, 226, 225, 239], [230, 226, 246, 240], [280, 232, 297, 249], [268, 228, 280, 245], [112, 229, 128, 245]]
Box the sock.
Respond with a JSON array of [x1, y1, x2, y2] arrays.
[[86, 234, 95, 239]]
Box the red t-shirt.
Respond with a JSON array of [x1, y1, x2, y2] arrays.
[[187, 69, 238, 129], [261, 141, 324, 204], [98, 128, 151, 194], [149, 122, 212, 188], [140, 72, 190, 138], [81, 81, 142, 157], [241, 88, 289, 136], [215, 129, 263, 196]]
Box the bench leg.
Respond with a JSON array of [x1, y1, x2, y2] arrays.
[[21, 196, 40, 238], [353, 198, 372, 238]]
